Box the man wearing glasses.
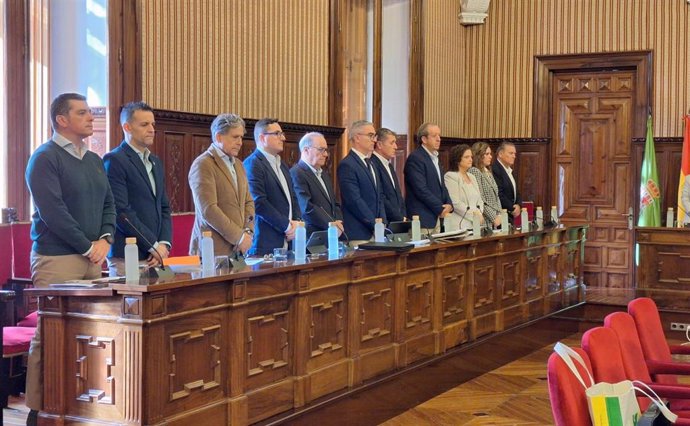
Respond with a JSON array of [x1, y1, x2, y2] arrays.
[[244, 118, 300, 255], [337, 120, 386, 243], [290, 132, 344, 237], [404, 122, 453, 234]]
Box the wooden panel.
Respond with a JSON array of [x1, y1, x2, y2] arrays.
[[425, 0, 690, 138], [637, 228, 690, 306], [152, 110, 345, 213], [31, 225, 587, 426], [140, 0, 329, 125]]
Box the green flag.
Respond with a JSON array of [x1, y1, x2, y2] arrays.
[[638, 115, 661, 226]]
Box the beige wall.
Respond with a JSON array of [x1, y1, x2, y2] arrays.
[[425, 0, 690, 138], [140, 0, 329, 125]]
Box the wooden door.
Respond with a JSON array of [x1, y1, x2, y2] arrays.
[[552, 70, 634, 288]]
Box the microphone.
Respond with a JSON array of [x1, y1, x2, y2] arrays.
[[458, 206, 471, 230], [118, 213, 174, 279], [317, 204, 350, 245]]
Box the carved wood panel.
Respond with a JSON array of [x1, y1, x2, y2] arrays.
[[440, 264, 467, 325], [168, 325, 221, 401], [245, 300, 291, 390], [498, 253, 521, 308], [357, 280, 393, 352], [308, 290, 346, 367], [403, 271, 433, 336], [75, 335, 115, 405], [553, 71, 634, 288], [525, 248, 544, 300], [471, 258, 496, 316]]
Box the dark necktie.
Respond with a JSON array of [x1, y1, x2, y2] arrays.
[[365, 158, 377, 187]]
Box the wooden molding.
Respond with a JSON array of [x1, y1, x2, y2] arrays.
[[632, 137, 683, 144], [5, 0, 30, 220], [108, 0, 141, 150], [372, 0, 382, 128], [408, 0, 424, 154], [533, 51, 653, 139]]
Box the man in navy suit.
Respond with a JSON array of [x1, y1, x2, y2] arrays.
[[371, 128, 406, 222], [338, 120, 386, 243], [404, 122, 453, 233], [104, 101, 172, 275], [244, 118, 300, 256], [491, 141, 522, 222], [290, 132, 344, 237]]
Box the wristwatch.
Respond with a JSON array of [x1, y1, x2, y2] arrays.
[[101, 235, 114, 245]]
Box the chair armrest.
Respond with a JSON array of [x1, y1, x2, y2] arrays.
[[639, 382, 690, 399], [669, 345, 690, 355], [647, 359, 690, 375]]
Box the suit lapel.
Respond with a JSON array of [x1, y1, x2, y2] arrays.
[[300, 161, 330, 202], [351, 151, 376, 188], [124, 143, 155, 197], [209, 147, 240, 203]]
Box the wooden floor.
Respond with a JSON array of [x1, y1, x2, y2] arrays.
[[3, 395, 30, 425]]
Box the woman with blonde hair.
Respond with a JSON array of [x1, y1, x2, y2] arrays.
[[468, 142, 502, 229]]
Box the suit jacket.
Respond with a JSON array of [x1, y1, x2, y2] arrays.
[[337, 150, 386, 241], [404, 147, 452, 228], [188, 146, 255, 256], [104, 141, 172, 260], [244, 149, 300, 256], [468, 166, 502, 225], [371, 154, 406, 222], [492, 160, 522, 213], [290, 160, 343, 237], [444, 171, 483, 231]]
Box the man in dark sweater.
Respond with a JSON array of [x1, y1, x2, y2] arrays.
[[24, 92, 116, 423]]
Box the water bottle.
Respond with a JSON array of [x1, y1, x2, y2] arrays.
[[374, 218, 385, 242], [536, 206, 544, 229], [500, 209, 509, 233], [124, 237, 140, 283], [294, 221, 306, 261], [666, 207, 675, 228], [411, 215, 421, 241], [520, 208, 529, 232], [550, 206, 559, 225], [201, 231, 215, 275], [328, 222, 339, 260], [472, 211, 481, 237]]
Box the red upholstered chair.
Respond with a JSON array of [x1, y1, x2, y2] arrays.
[[10, 221, 32, 280], [583, 326, 690, 417], [628, 297, 690, 384], [1, 290, 36, 408], [170, 213, 195, 257], [547, 346, 594, 426]]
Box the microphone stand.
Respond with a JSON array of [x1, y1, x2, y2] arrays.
[[121, 214, 175, 279]]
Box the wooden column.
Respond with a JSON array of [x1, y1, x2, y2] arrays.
[[408, 0, 424, 153]]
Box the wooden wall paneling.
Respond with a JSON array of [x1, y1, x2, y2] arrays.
[[4, 0, 30, 220], [636, 228, 690, 306], [108, 0, 141, 150], [151, 110, 344, 213], [408, 0, 424, 154], [372, 0, 382, 129]]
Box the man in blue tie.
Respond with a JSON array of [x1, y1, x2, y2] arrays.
[[104, 101, 172, 275], [290, 132, 344, 237], [338, 120, 386, 243], [244, 118, 300, 255], [404, 122, 453, 234]]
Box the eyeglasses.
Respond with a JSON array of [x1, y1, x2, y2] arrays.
[[358, 133, 377, 140], [308, 146, 328, 154], [263, 131, 285, 138]]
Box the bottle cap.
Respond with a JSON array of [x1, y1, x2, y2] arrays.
[[668, 207, 674, 210], [536, 206, 543, 210], [551, 206, 557, 209], [203, 231, 212, 237], [329, 222, 336, 227], [375, 218, 383, 224], [521, 207, 527, 212], [502, 209, 507, 213], [297, 221, 304, 227], [412, 215, 420, 220], [126, 237, 136, 244]]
